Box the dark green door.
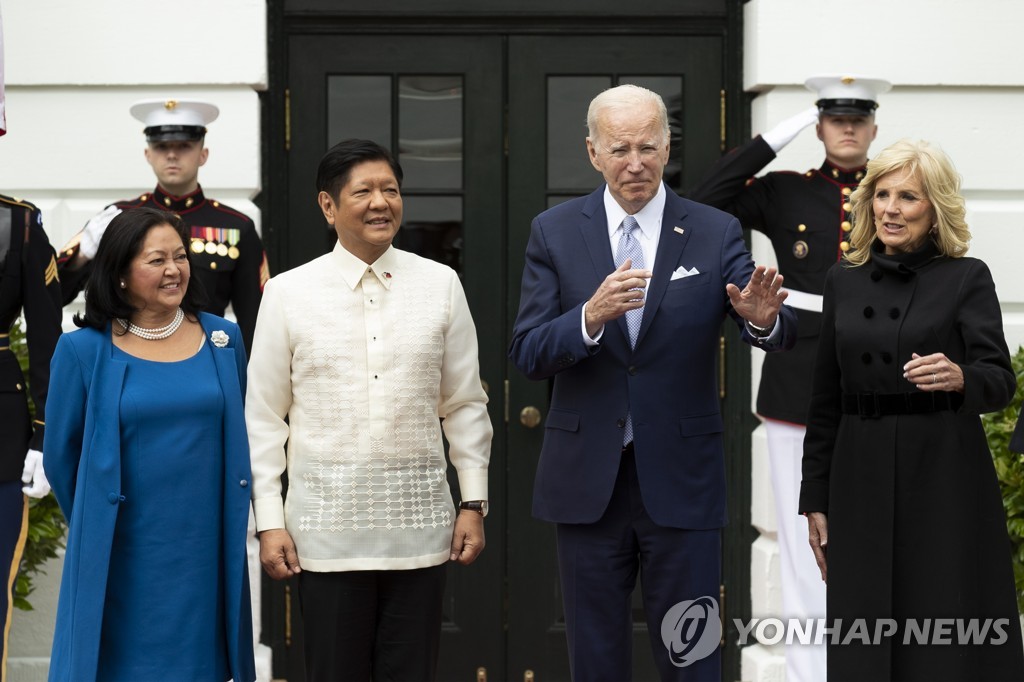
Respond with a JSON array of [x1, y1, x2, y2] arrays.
[[275, 29, 741, 682]]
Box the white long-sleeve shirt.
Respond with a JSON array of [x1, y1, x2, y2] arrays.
[[246, 243, 491, 571]]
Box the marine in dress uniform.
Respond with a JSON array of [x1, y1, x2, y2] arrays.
[[689, 75, 892, 682], [0, 194, 62, 678], [56, 99, 269, 352]]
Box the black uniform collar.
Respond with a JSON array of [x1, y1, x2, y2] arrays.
[[820, 160, 867, 185], [871, 238, 942, 277], [150, 185, 206, 213]]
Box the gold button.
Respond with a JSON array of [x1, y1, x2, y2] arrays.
[[805, 171, 813, 177], [163, 197, 172, 207], [840, 241, 850, 252], [856, 171, 864, 181], [797, 224, 807, 232], [185, 198, 194, 208], [15, 383, 22, 391], [842, 187, 852, 196], [832, 169, 839, 179], [141, 194, 149, 201], [210, 261, 218, 270], [843, 202, 852, 212], [842, 221, 852, 232], [212, 201, 220, 208]]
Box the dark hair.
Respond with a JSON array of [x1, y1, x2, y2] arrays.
[[74, 207, 208, 330], [315, 139, 403, 200]]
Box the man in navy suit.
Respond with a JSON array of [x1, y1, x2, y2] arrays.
[[509, 84, 797, 681]]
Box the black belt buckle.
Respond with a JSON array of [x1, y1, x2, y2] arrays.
[[857, 392, 882, 419]]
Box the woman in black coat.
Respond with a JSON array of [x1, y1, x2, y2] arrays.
[[799, 139, 1024, 681]]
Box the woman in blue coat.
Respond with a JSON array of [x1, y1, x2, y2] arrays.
[[44, 207, 255, 682]]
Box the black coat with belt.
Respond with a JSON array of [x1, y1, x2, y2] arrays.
[[689, 136, 865, 424], [0, 194, 62, 481], [799, 240, 1024, 681]]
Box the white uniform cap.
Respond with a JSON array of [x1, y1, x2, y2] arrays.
[[129, 98, 220, 142], [804, 75, 892, 115]]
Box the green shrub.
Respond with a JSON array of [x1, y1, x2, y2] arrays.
[[982, 345, 1024, 614], [9, 320, 67, 611]]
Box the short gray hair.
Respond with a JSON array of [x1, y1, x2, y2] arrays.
[[587, 84, 670, 142]]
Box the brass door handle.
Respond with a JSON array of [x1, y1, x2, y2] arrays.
[[519, 406, 542, 428]]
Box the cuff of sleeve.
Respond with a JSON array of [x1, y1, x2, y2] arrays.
[[797, 479, 829, 515], [456, 468, 488, 503], [746, 318, 781, 344], [28, 426, 45, 452], [581, 302, 602, 346], [253, 496, 286, 532]]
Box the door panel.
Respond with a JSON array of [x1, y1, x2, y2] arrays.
[[505, 35, 724, 681]]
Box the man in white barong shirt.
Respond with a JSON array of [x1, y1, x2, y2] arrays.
[[245, 139, 492, 681]]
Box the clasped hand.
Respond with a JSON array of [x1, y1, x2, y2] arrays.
[[584, 259, 652, 337], [725, 265, 788, 328]]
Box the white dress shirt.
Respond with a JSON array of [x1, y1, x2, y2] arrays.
[[246, 243, 492, 571]]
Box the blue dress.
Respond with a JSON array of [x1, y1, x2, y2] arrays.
[[97, 345, 229, 681]]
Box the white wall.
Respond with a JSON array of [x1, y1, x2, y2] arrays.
[[1, 1, 270, 680], [0, 0, 267, 258], [741, 1, 1024, 679]]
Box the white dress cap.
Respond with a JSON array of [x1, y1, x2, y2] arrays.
[[804, 75, 892, 115], [129, 98, 220, 142]]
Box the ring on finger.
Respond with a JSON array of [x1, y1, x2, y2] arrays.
[[932, 373, 937, 384]]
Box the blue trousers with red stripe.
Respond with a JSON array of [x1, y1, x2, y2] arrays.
[[0, 480, 28, 682]]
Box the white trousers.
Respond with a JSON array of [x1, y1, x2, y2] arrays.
[[765, 419, 826, 682]]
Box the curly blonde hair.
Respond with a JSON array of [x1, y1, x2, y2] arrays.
[[846, 139, 970, 266]]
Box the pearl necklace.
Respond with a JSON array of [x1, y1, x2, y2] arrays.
[[117, 308, 185, 340]]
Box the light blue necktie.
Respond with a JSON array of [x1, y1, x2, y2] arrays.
[[614, 215, 644, 445]]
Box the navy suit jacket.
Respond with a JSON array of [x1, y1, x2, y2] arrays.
[[509, 185, 797, 529]]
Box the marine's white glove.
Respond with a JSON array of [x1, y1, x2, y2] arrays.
[[21, 448, 50, 498], [79, 205, 123, 260], [761, 106, 820, 153]]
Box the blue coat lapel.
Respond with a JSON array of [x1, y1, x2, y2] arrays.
[[636, 189, 692, 348]]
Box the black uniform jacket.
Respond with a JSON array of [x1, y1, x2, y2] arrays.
[[689, 136, 866, 424], [799, 241, 1024, 681], [57, 185, 268, 352], [0, 194, 62, 481]]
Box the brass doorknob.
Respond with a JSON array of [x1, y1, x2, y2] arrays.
[[519, 406, 542, 428]]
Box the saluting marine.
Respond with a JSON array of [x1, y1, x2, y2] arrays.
[[0, 194, 62, 675], [57, 99, 269, 352], [689, 75, 892, 682]]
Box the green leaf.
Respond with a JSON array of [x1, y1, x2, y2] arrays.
[[984, 345, 1024, 613]]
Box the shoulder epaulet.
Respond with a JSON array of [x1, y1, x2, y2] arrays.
[[207, 199, 255, 223], [0, 193, 38, 211], [115, 195, 149, 208]]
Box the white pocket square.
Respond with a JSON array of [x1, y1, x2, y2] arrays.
[[670, 266, 700, 281]]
